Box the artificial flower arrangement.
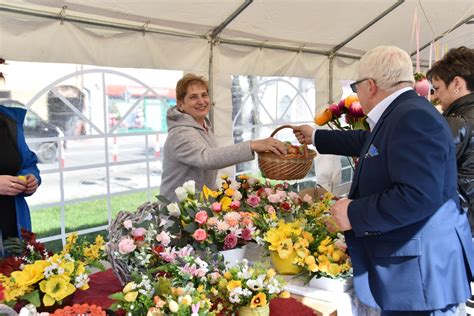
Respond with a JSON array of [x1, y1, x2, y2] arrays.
[[302, 192, 352, 280], [159, 179, 257, 253], [107, 200, 177, 285], [215, 259, 286, 314], [0, 234, 104, 307], [110, 245, 221, 315], [0, 229, 51, 277], [62, 232, 106, 271], [233, 175, 313, 239], [315, 94, 369, 131]]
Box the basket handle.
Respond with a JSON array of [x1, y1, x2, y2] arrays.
[[270, 125, 309, 158]]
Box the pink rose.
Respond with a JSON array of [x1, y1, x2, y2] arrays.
[[207, 217, 218, 226], [118, 237, 136, 254], [223, 233, 238, 250], [268, 193, 281, 203], [192, 229, 207, 242], [156, 231, 171, 246], [230, 200, 240, 210], [303, 194, 313, 204], [241, 228, 253, 241], [211, 202, 222, 213], [123, 220, 133, 230], [195, 211, 208, 225], [132, 227, 146, 238], [246, 195, 261, 207], [288, 192, 299, 201], [265, 205, 276, 215]]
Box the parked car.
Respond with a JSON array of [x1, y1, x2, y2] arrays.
[[0, 99, 65, 163]]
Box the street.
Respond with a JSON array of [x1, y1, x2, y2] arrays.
[[26, 136, 163, 208]]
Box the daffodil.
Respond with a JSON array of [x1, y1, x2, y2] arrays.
[[10, 262, 46, 287], [250, 292, 267, 308], [39, 275, 76, 306]]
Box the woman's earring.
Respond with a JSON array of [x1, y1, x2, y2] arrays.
[[454, 89, 459, 94]]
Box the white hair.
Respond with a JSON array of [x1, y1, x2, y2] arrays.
[[356, 46, 415, 91]]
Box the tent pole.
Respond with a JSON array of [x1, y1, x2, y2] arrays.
[[0, 3, 205, 40], [209, 40, 215, 132], [328, 53, 335, 104], [209, 0, 253, 39], [331, 0, 404, 53]]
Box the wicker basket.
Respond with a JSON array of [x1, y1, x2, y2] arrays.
[[106, 201, 161, 286], [258, 125, 316, 180]]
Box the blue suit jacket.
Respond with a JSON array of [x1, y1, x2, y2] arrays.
[[314, 90, 474, 311], [0, 105, 41, 236]]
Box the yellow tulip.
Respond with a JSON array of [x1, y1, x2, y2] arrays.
[[124, 291, 139, 302], [227, 280, 242, 291], [122, 281, 136, 293], [314, 109, 333, 126]]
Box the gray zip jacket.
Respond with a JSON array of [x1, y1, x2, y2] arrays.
[[160, 106, 254, 201]]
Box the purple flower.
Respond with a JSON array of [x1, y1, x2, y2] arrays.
[[348, 101, 364, 118], [328, 103, 343, 118]]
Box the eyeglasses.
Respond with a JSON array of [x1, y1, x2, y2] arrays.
[[350, 78, 371, 93]]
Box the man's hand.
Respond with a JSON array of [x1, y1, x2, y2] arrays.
[[330, 198, 352, 231], [292, 125, 314, 145]]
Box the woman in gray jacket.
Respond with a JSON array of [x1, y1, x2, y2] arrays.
[[160, 73, 286, 201]]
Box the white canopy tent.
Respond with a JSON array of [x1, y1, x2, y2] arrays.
[[0, 0, 472, 190]]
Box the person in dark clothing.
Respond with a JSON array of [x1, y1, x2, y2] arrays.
[[427, 46, 474, 234], [427, 46, 474, 310], [0, 105, 41, 245]]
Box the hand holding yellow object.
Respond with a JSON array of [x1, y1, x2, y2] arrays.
[[18, 175, 27, 183]]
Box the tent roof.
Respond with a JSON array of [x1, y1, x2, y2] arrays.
[[1, 0, 472, 63]]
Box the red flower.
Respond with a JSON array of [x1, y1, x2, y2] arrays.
[[280, 201, 291, 212], [152, 245, 165, 256], [0, 283, 5, 302]]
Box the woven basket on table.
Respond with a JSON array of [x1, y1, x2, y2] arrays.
[[106, 201, 161, 286], [258, 125, 316, 180]]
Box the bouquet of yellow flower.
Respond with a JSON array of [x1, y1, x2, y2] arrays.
[[216, 260, 285, 313], [0, 252, 90, 310], [263, 219, 316, 274], [62, 232, 106, 271], [303, 192, 352, 280]]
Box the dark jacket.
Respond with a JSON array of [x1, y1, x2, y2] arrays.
[[444, 93, 474, 232], [314, 90, 474, 310], [0, 105, 41, 236]]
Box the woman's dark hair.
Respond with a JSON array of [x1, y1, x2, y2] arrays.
[[426, 46, 474, 91]]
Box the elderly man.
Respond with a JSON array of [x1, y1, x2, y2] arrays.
[[293, 46, 474, 315]]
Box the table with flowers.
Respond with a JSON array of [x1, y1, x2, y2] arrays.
[[0, 175, 379, 315]]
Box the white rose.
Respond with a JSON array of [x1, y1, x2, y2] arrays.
[[168, 300, 179, 313], [175, 187, 188, 201], [232, 190, 242, 201], [167, 202, 181, 217], [182, 180, 195, 195]]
